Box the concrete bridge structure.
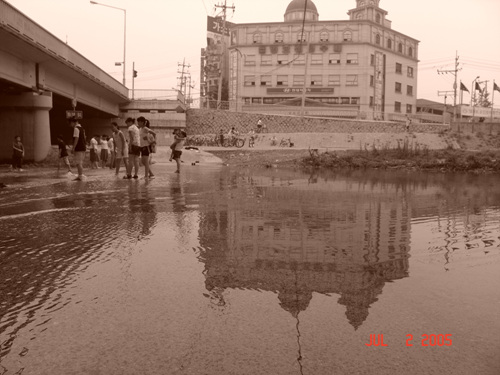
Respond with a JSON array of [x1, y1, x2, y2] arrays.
[[0, 0, 130, 162]]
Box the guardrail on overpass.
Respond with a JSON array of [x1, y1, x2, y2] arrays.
[[0, 0, 128, 99]]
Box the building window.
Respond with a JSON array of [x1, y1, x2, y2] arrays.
[[244, 76, 256, 86], [346, 75, 358, 86], [398, 43, 403, 53], [294, 55, 305, 65], [406, 104, 413, 114], [387, 39, 392, 49], [396, 63, 402, 74], [356, 13, 363, 20], [351, 97, 360, 105], [293, 75, 305, 86], [395, 82, 402, 93], [320, 31, 329, 42], [253, 34, 262, 44], [370, 75, 374, 87], [264, 97, 286, 104], [407, 66, 414, 78], [277, 54, 288, 65], [275, 32, 284, 43], [260, 75, 271, 86], [297, 32, 307, 43], [311, 75, 322, 86], [341, 97, 350, 104], [343, 31, 352, 41], [369, 96, 374, 107], [407, 85, 413, 96], [346, 53, 358, 64], [244, 97, 251, 104], [261, 54, 272, 66], [370, 54, 375, 66], [311, 54, 323, 65], [395, 101, 401, 112], [245, 55, 256, 66], [277, 75, 288, 86], [375, 34, 381, 45], [328, 75, 340, 86], [408, 47, 413, 57], [376, 13, 381, 24], [252, 98, 262, 104], [329, 53, 341, 64]]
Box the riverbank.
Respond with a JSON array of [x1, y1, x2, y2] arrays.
[[210, 147, 500, 172], [4, 130, 500, 174]]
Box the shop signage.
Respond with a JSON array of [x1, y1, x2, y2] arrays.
[[267, 88, 334, 95]]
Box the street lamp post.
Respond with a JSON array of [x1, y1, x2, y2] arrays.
[[90, 1, 127, 86], [471, 76, 480, 120]]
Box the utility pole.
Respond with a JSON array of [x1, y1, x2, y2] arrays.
[[437, 51, 461, 122], [214, 0, 235, 109], [177, 58, 190, 102], [187, 75, 195, 108], [438, 90, 454, 124], [132, 61, 136, 99]]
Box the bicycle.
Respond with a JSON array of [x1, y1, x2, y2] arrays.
[[279, 138, 294, 147], [224, 137, 245, 148]]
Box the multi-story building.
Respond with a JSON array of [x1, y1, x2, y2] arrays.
[[228, 0, 419, 119]]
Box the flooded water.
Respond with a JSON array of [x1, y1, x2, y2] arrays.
[[0, 166, 499, 375]]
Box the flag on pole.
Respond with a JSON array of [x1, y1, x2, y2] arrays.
[[460, 82, 469, 93], [475, 82, 483, 93], [494, 82, 500, 93]]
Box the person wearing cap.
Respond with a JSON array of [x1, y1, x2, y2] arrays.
[[69, 117, 86, 181]]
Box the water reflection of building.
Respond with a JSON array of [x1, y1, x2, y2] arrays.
[[198, 179, 410, 329]]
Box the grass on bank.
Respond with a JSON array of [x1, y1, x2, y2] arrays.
[[303, 140, 500, 172]]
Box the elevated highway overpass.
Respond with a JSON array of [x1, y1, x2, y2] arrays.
[[0, 0, 130, 161]]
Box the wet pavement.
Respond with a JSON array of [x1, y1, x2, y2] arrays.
[[0, 163, 499, 374]]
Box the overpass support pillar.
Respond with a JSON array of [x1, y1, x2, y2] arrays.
[[0, 91, 53, 162]]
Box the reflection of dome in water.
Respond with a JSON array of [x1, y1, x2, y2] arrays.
[[278, 289, 313, 318], [337, 282, 384, 330], [284, 0, 319, 22]]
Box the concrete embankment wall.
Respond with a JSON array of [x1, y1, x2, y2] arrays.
[[186, 109, 449, 135]]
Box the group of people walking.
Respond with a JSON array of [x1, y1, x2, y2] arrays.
[[68, 116, 185, 181]]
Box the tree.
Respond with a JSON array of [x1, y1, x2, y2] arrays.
[[474, 89, 492, 108]]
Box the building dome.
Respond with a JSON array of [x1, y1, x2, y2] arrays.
[[285, 0, 318, 13], [284, 0, 319, 22]]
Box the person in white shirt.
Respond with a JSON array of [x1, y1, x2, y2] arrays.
[[89, 135, 99, 169], [100, 135, 109, 168], [107, 136, 115, 169], [124, 117, 140, 179]]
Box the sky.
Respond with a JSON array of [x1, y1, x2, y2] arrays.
[[5, 0, 500, 107]]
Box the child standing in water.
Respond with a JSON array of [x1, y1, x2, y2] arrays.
[[56, 134, 72, 174], [12, 136, 25, 172]]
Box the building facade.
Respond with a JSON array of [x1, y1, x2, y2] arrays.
[[228, 0, 419, 120]]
